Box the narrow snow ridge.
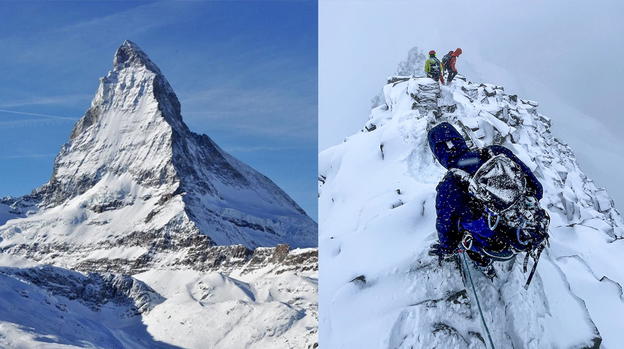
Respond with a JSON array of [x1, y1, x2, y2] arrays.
[[319, 75, 624, 348]]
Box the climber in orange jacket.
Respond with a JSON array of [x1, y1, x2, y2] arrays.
[[444, 48, 462, 84]]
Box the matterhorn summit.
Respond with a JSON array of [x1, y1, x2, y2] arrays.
[[0, 41, 317, 348], [2, 40, 316, 266], [320, 70, 624, 347]]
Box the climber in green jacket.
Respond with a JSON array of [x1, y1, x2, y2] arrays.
[[424, 50, 445, 84]]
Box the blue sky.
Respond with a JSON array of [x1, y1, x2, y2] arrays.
[[0, 1, 317, 219]]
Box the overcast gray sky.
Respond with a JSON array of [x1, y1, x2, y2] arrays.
[[320, 0, 624, 212]]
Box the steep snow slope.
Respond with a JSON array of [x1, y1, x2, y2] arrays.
[[0, 196, 34, 226], [135, 249, 318, 348], [0, 203, 15, 226], [319, 76, 624, 348], [0, 262, 172, 349]]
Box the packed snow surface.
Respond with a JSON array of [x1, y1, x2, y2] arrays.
[[319, 76, 624, 348]]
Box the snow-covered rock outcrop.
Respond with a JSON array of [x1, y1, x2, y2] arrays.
[[319, 75, 624, 348], [0, 41, 318, 348]]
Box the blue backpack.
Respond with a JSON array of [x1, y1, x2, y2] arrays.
[[451, 149, 549, 260]]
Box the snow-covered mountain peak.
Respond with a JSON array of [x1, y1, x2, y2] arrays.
[[37, 41, 185, 207], [113, 40, 162, 74], [91, 40, 183, 133], [320, 74, 624, 347], [0, 41, 317, 347], [2, 40, 316, 264]]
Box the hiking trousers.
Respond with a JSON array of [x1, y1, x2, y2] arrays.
[[428, 72, 440, 80], [428, 72, 443, 84], [467, 250, 491, 267], [447, 70, 458, 83]]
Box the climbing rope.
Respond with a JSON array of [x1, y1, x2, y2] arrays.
[[461, 251, 496, 349]]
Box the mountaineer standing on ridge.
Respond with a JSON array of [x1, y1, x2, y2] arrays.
[[444, 48, 462, 84], [424, 50, 444, 84], [427, 122, 549, 285]]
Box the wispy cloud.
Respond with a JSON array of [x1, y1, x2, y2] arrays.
[[0, 109, 78, 121], [58, 2, 181, 37], [0, 109, 78, 128], [0, 94, 91, 108], [0, 119, 73, 129], [0, 153, 56, 160]]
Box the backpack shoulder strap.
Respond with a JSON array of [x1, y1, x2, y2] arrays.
[[481, 146, 497, 160]]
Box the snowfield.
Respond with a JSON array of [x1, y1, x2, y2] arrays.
[[135, 265, 317, 348], [319, 76, 624, 348], [0, 252, 317, 349]]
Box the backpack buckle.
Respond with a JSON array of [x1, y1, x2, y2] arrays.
[[486, 209, 500, 230], [461, 233, 474, 251]]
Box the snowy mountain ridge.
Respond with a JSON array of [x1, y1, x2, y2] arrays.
[[0, 41, 318, 348], [0, 250, 318, 348], [319, 74, 624, 348]]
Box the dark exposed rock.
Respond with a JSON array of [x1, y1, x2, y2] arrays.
[[468, 331, 485, 344], [318, 175, 327, 185], [157, 192, 177, 205], [5, 265, 163, 315], [91, 199, 128, 213], [391, 200, 404, 209], [585, 336, 602, 349], [271, 244, 290, 263], [441, 104, 457, 114], [144, 209, 159, 223], [446, 289, 469, 305], [350, 275, 366, 288], [365, 123, 377, 132], [484, 89, 496, 97], [387, 76, 411, 84]]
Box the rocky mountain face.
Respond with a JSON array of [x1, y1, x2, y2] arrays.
[[2, 264, 163, 314], [0, 41, 317, 348], [319, 74, 624, 348], [372, 46, 426, 109]]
